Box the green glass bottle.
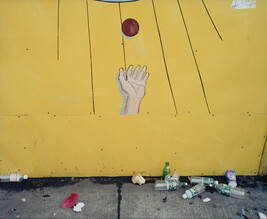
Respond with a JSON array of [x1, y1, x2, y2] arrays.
[[163, 162, 171, 180]]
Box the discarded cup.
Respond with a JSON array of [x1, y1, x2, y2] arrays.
[[190, 177, 218, 186], [225, 169, 237, 188], [0, 173, 28, 182], [214, 183, 244, 198], [182, 183, 206, 199], [131, 174, 145, 185]]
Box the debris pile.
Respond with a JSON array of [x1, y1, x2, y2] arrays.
[[61, 193, 85, 213], [153, 161, 245, 200]]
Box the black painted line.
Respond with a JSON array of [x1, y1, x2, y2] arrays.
[[201, 0, 223, 41], [118, 3, 127, 72], [57, 0, 60, 60], [176, 0, 211, 114], [152, 0, 178, 115], [86, 0, 95, 115], [259, 135, 267, 175], [117, 182, 122, 219]]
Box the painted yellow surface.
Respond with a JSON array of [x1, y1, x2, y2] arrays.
[[259, 137, 267, 175], [179, 0, 267, 114], [153, 0, 208, 114], [121, 0, 177, 115], [0, 0, 266, 177], [87, 0, 125, 115]]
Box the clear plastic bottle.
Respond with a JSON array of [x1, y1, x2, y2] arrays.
[[155, 180, 188, 191], [164, 172, 179, 182], [163, 162, 171, 180], [170, 172, 180, 182], [182, 183, 206, 199], [215, 183, 245, 198], [190, 177, 218, 186], [0, 173, 28, 182]]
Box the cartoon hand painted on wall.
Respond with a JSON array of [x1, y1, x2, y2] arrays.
[[118, 65, 149, 115]]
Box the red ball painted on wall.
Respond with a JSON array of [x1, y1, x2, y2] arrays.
[[122, 18, 139, 37]]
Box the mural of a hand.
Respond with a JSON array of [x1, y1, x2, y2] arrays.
[[118, 65, 149, 114]]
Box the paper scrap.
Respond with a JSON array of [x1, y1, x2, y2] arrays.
[[203, 198, 211, 203], [232, 0, 256, 9], [258, 212, 267, 219], [73, 202, 85, 212]]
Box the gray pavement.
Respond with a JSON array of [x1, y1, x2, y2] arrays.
[[0, 177, 266, 218]]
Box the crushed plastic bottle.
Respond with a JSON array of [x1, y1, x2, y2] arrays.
[[190, 177, 218, 186], [182, 183, 206, 199], [163, 162, 171, 180], [164, 172, 179, 182], [164, 174, 171, 182], [155, 179, 188, 191], [214, 183, 245, 198], [170, 172, 180, 182], [0, 173, 28, 182]]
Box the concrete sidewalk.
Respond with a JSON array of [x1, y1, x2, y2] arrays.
[[0, 177, 266, 218]]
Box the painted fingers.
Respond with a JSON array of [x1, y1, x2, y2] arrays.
[[122, 65, 149, 81]]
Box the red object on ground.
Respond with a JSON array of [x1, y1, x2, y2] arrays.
[[122, 18, 139, 37], [61, 193, 79, 208]]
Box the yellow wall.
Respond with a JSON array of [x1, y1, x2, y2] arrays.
[[0, 0, 266, 177]]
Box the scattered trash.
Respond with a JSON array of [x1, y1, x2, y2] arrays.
[[0, 173, 28, 182], [53, 213, 56, 216], [73, 202, 85, 212], [190, 177, 218, 187], [225, 169, 237, 188], [170, 172, 180, 182], [156, 163, 244, 200], [182, 183, 206, 199], [258, 212, 267, 219], [131, 174, 146, 185], [155, 179, 187, 191], [164, 172, 180, 182], [163, 162, 171, 180], [21, 198, 26, 202], [162, 197, 167, 203], [61, 193, 79, 208], [237, 209, 249, 219], [214, 183, 245, 198], [164, 174, 171, 181], [203, 197, 211, 203]]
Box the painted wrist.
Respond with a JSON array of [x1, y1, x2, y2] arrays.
[[124, 96, 142, 114]]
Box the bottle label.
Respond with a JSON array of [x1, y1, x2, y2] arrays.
[[10, 173, 18, 182], [221, 184, 231, 195], [167, 179, 178, 191], [189, 187, 199, 197]]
